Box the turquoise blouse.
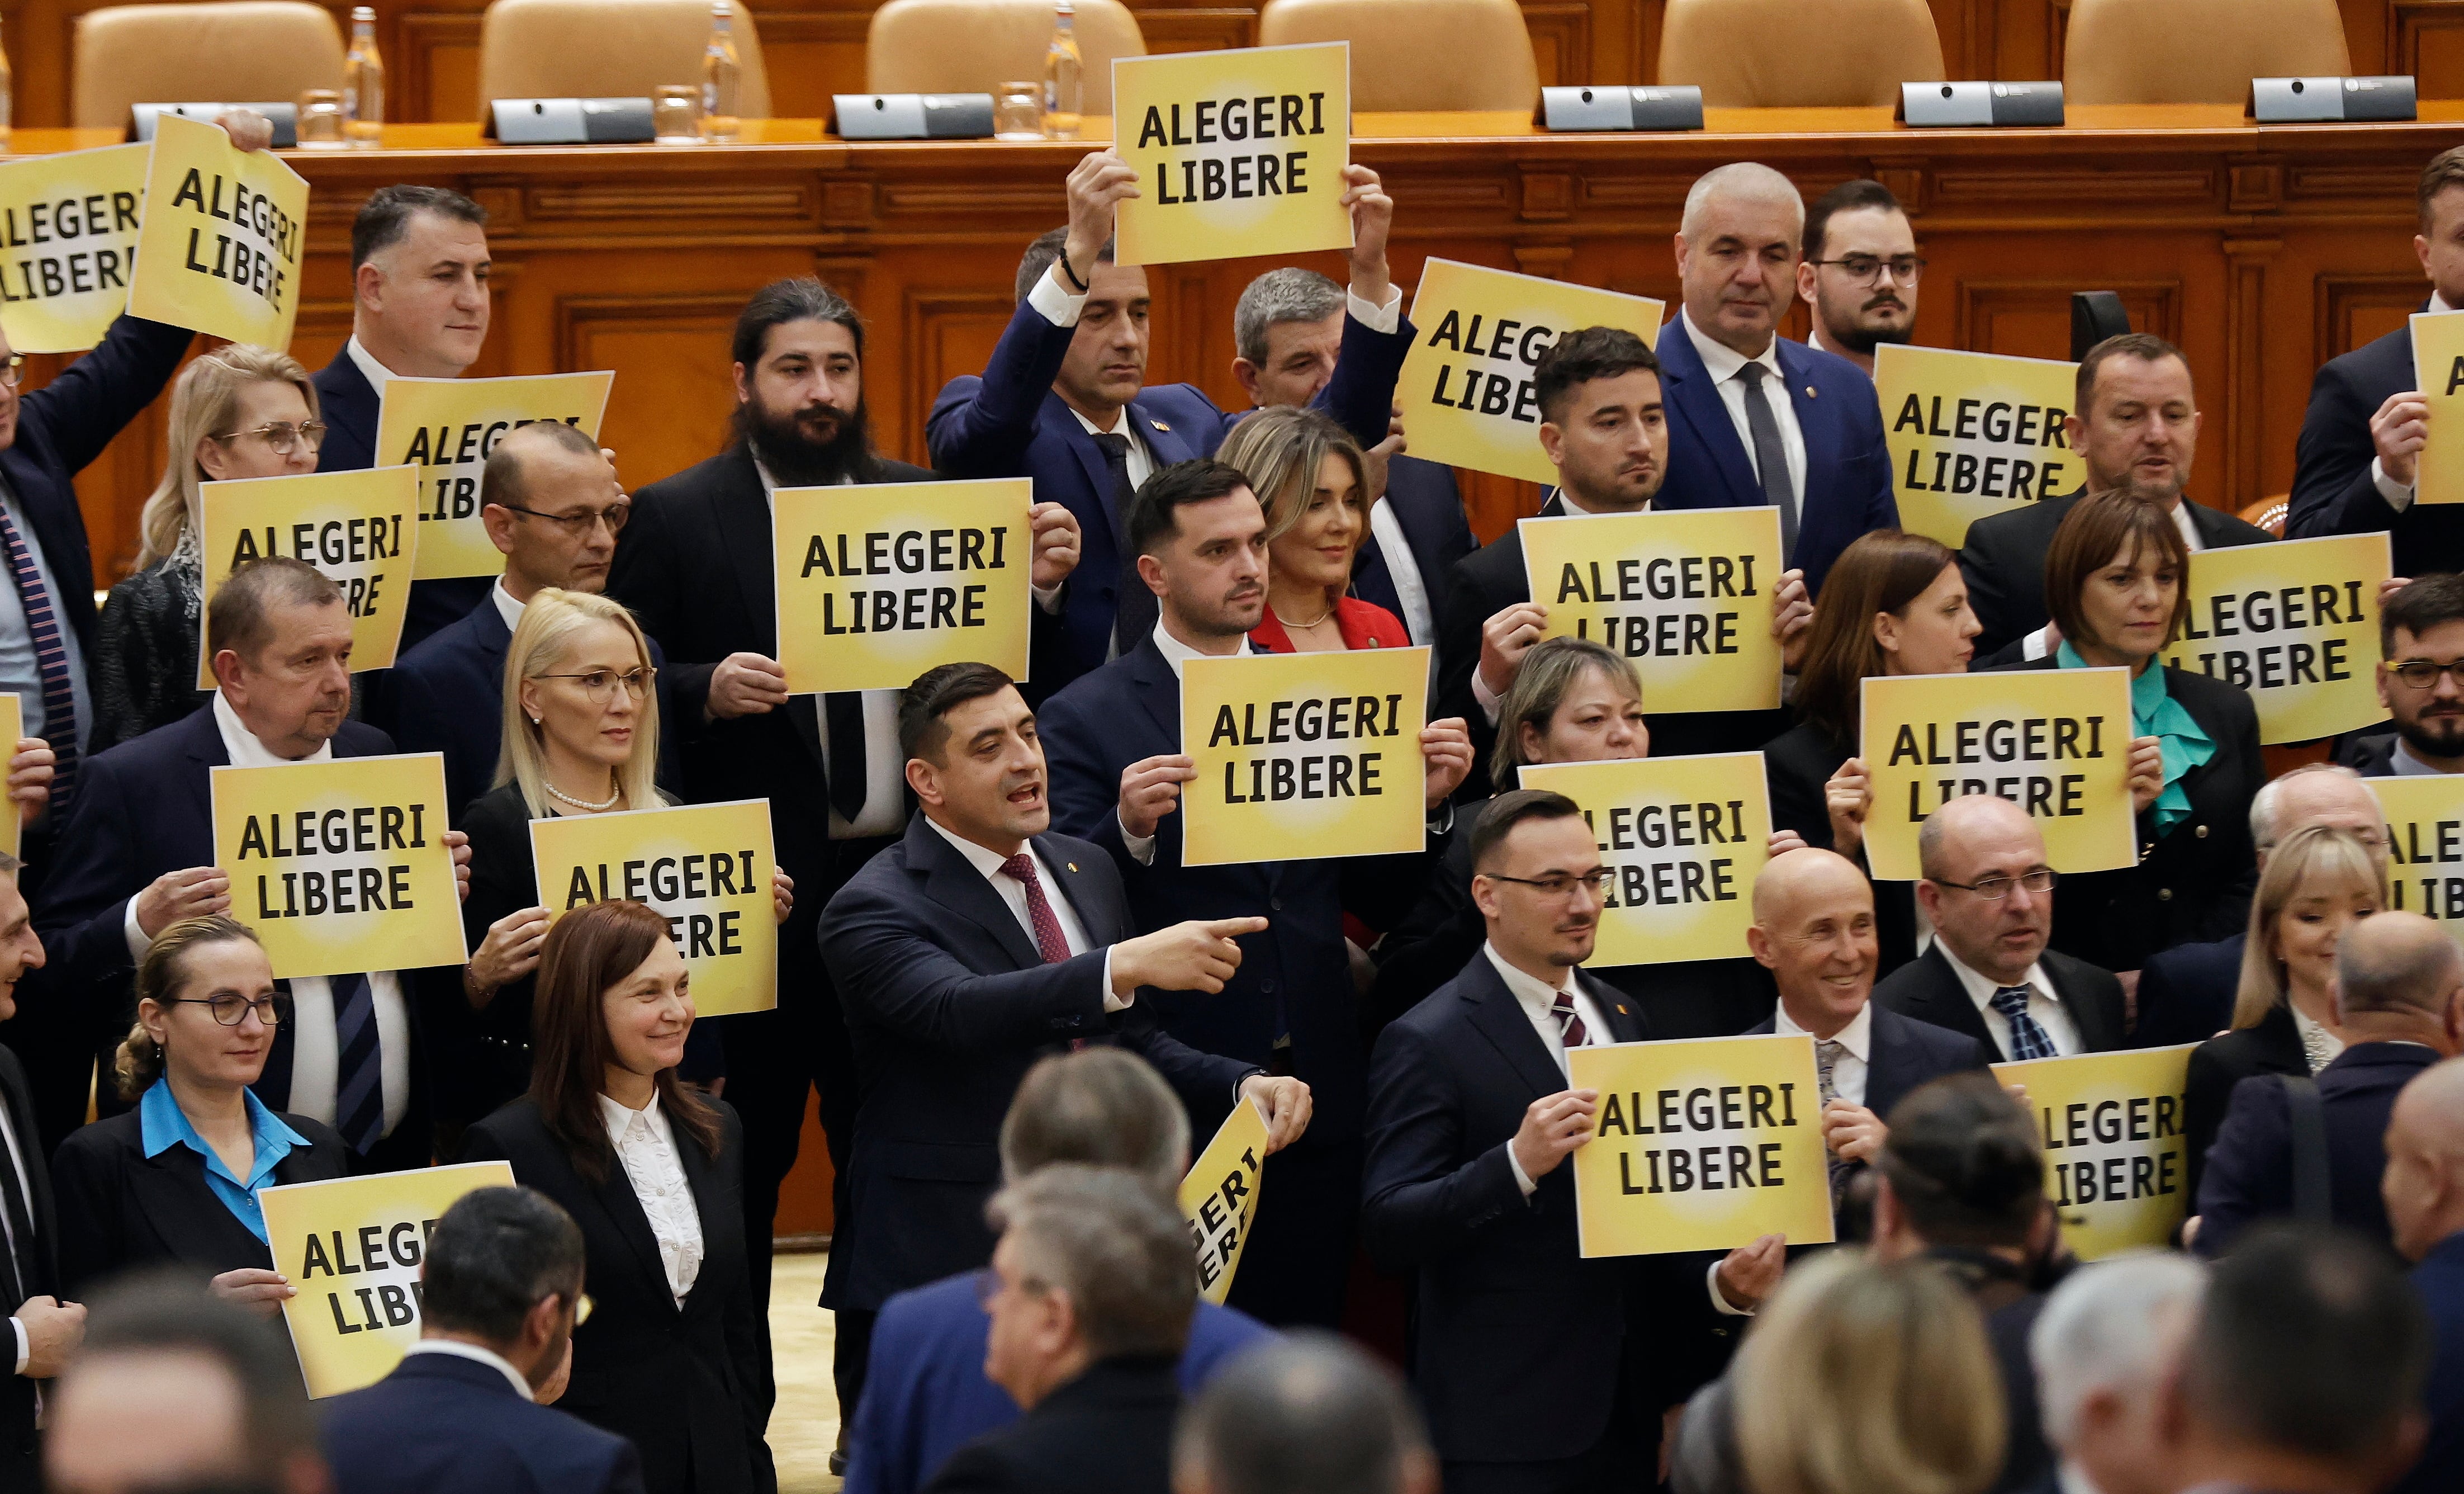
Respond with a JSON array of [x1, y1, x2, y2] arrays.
[[2055, 642, 2214, 834]]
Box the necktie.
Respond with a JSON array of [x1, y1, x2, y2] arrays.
[[1734, 362, 1799, 566], [999, 854, 1073, 965], [1814, 1038, 1844, 1105], [0, 497, 76, 808], [825, 692, 868, 824], [1990, 986, 2060, 1062], [1093, 433, 1157, 655], [0, 1123, 34, 1306], [1550, 989, 1588, 1049], [330, 973, 386, 1155]]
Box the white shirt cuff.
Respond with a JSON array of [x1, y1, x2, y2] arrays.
[[1708, 1259, 1752, 1317], [12, 1316, 26, 1375], [1101, 947, 1128, 1014], [1121, 813, 1157, 866], [2022, 625, 2054, 662], [122, 899, 149, 964], [1033, 581, 1064, 614], [1507, 1143, 1537, 1198], [1346, 283, 1402, 335], [1029, 263, 1089, 328], [1472, 666, 1504, 726], [2374, 455, 2417, 512]]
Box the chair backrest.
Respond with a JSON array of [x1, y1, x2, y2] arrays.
[[73, 2, 346, 130], [478, 0, 771, 119], [2063, 0, 2348, 106], [1657, 0, 1943, 108], [1258, 0, 1538, 114], [866, 0, 1145, 116], [2240, 495, 2290, 537]]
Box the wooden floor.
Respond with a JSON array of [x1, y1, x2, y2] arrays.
[[769, 1250, 844, 1494]]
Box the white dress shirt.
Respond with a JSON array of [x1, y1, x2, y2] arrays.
[[490, 578, 524, 633], [1678, 309, 1808, 535], [1119, 619, 1248, 864], [1771, 997, 1873, 1108], [600, 1092, 704, 1307], [2377, 287, 2458, 510], [1936, 945, 2084, 1059], [1365, 498, 1437, 645], [344, 334, 396, 393], [121, 693, 414, 1139], [921, 815, 1122, 1011], [0, 1096, 32, 1374], [403, 1339, 534, 1400]]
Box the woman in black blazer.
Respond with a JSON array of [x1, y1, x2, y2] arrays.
[[1983, 491, 2263, 975], [462, 899, 774, 1494], [51, 917, 350, 1304]]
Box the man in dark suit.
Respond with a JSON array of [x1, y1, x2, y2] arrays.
[[1875, 795, 2129, 1059], [1960, 333, 2273, 660], [1652, 162, 1896, 601], [929, 149, 1413, 679], [2286, 148, 2464, 575], [2339, 574, 2464, 778], [0, 853, 76, 1494], [34, 560, 471, 1171], [2197, 910, 2463, 1258], [1362, 789, 1781, 1492], [319, 1186, 642, 1494], [313, 185, 499, 651], [819, 661, 1304, 1417], [1038, 459, 1473, 1329], [923, 1166, 1195, 1494], [1228, 266, 1473, 646], [2382, 1056, 2464, 1494]]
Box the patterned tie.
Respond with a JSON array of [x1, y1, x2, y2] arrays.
[[330, 973, 386, 1154], [0, 497, 76, 807], [1551, 989, 1588, 1048], [1991, 985, 2061, 1062], [1092, 433, 1157, 655], [1815, 1038, 1844, 1105], [999, 854, 1072, 965], [1735, 362, 1800, 565]]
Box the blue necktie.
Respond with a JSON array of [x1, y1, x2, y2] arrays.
[[0, 497, 76, 809], [1990, 985, 2060, 1062], [330, 973, 385, 1153]]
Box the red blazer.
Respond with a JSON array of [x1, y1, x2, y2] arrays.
[[1249, 595, 1411, 654]]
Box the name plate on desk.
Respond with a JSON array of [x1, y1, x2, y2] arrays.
[[2250, 76, 2416, 122], [1537, 86, 1703, 132], [486, 98, 655, 144], [130, 103, 298, 148], [1898, 81, 2063, 127], [832, 94, 996, 140]]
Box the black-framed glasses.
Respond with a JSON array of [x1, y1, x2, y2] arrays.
[[1486, 868, 1613, 898], [501, 500, 631, 536], [1807, 254, 1926, 286], [210, 420, 326, 456], [167, 991, 293, 1027], [2390, 658, 2464, 691], [533, 666, 658, 702], [1932, 869, 2058, 901], [0, 356, 25, 389]]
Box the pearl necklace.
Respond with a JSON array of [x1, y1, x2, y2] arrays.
[[1271, 600, 1336, 631], [544, 778, 621, 812]]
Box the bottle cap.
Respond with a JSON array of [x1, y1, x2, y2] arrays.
[[352, 4, 374, 17]]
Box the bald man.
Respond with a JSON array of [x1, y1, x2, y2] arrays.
[[2197, 910, 2464, 1259], [1742, 849, 1990, 1178], [2384, 1058, 2464, 1494], [1873, 795, 2127, 1060]]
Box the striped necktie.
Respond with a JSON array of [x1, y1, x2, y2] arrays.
[[1990, 986, 2060, 1062], [1551, 989, 1588, 1048], [329, 974, 385, 1154], [0, 497, 75, 806]]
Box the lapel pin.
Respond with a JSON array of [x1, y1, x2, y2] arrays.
[[1067, 862, 1078, 872], [1806, 386, 1818, 398], [1150, 418, 1171, 432], [1617, 1004, 1629, 1015]]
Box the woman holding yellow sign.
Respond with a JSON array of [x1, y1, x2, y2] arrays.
[[1218, 408, 1410, 655]]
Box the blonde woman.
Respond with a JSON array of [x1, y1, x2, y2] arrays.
[[90, 347, 321, 752], [1217, 405, 1408, 654]]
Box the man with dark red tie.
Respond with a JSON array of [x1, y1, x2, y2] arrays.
[[816, 660, 1309, 1437]]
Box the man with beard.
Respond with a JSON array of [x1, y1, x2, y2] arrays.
[[606, 279, 1084, 1470], [2340, 575, 2464, 775], [1795, 179, 1919, 379]]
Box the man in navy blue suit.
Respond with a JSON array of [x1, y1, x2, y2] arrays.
[[2382, 1057, 2464, 1494], [929, 150, 1414, 682], [1652, 163, 1897, 600], [1228, 266, 1473, 646], [320, 1186, 642, 1494], [1037, 459, 1473, 1328]]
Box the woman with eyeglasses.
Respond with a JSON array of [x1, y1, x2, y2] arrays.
[[89, 347, 325, 753], [51, 916, 350, 1305]]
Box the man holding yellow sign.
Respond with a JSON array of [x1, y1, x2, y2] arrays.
[[128, 114, 306, 354], [0, 142, 149, 355], [1111, 42, 1353, 268]]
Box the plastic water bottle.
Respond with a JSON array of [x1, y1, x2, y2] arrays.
[[343, 7, 383, 148], [702, 3, 741, 143], [1043, 0, 1082, 140], [0, 18, 21, 150]]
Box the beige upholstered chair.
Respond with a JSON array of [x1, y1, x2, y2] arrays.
[[1258, 0, 1538, 113], [866, 0, 1144, 116], [1658, 0, 1944, 108], [478, 0, 771, 118], [73, 2, 345, 130], [2063, 0, 2348, 106]]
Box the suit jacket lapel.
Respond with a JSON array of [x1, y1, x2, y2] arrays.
[[1656, 327, 1762, 505], [1462, 961, 1575, 1103], [1863, 1009, 1916, 1115], [670, 1126, 726, 1315], [131, 1145, 269, 1267], [1906, 948, 1996, 1049], [590, 1148, 682, 1320], [1035, 834, 1122, 945], [912, 816, 1043, 971], [2046, 956, 2119, 1052], [708, 447, 780, 656], [1124, 637, 1182, 747], [1050, 394, 1133, 559], [1775, 341, 1830, 521], [324, 353, 379, 457], [0, 1055, 53, 1292], [1577, 971, 1650, 1043], [1125, 396, 1200, 466]]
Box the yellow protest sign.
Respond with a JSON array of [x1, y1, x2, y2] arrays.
[[371, 372, 616, 581], [1179, 645, 1429, 867], [1993, 1046, 2195, 1259], [210, 753, 467, 978], [1178, 1098, 1268, 1304], [0, 144, 149, 353], [127, 114, 305, 349], [1399, 259, 1666, 484], [2371, 776, 2464, 935], [1569, 1034, 1836, 1256], [195, 466, 421, 688], [1859, 668, 2137, 881], [1517, 753, 1768, 965], [259, 1161, 517, 1397], [530, 799, 779, 1018], [1112, 42, 1351, 268], [1518, 507, 1783, 713], [773, 478, 1034, 694], [2160, 533, 2388, 744], [2414, 310, 2464, 505], [1874, 344, 2080, 548]]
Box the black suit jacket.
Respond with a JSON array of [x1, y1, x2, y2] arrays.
[[2285, 316, 2464, 573], [1744, 1003, 1993, 1120], [1871, 945, 2129, 1060], [2137, 932, 2247, 1049], [2336, 729, 2403, 776], [0, 1048, 52, 1493], [2183, 1003, 2307, 1198], [461, 1097, 774, 1494], [2195, 1039, 2440, 1257], [318, 1349, 646, 1494], [1352, 456, 1475, 644], [49, 1105, 349, 1298], [920, 1355, 1180, 1494], [1959, 491, 2275, 658], [816, 812, 1254, 1311], [311, 347, 492, 654]]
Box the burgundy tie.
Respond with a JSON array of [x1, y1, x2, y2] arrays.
[[999, 854, 1073, 965], [1552, 990, 1588, 1048]]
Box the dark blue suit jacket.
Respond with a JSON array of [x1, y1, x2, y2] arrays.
[[1745, 1002, 1994, 1121], [1651, 320, 1897, 598], [2194, 1039, 2442, 1258], [843, 1270, 1271, 1494], [2393, 1232, 2464, 1494], [927, 297, 1410, 679], [2286, 314, 2464, 575], [312, 347, 492, 653], [1351, 456, 1474, 644], [318, 1349, 645, 1494], [2136, 932, 2247, 1049]]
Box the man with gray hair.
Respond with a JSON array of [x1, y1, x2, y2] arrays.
[[1173, 1332, 1437, 1494], [2029, 1253, 2206, 1494], [2196, 910, 2464, 1257], [1651, 162, 1896, 596], [1229, 267, 1472, 648]]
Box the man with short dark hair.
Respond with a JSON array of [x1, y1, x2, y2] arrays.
[[1796, 179, 1920, 377], [2340, 574, 2464, 776], [1172, 1332, 1438, 1494], [318, 1186, 641, 1494]]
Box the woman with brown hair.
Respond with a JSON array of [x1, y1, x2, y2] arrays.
[[461, 898, 771, 1494], [1216, 405, 1410, 654]]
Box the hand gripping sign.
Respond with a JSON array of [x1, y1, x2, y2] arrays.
[[1112, 42, 1352, 267], [1179, 1098, 1269, 1303], [127, 114, 306, 348], [1177, 645, 1429, 867]]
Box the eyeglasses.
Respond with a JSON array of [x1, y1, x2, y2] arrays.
[[2390, 659, 2464, 691], [210, 420, 328, 456], [1931, 869, 2059, 900], [1486, 868, 1613, 899], [501, 500, 631, 536], [532, 666, 658, 702], [1807, 254, 1927, 286], [0, 356, 25, 389], [166, 991, 295, 1027]]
